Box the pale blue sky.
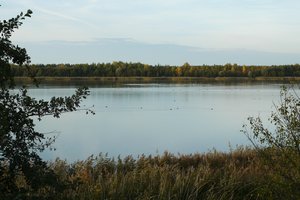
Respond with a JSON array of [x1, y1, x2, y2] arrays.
[[1, 0, 300, 64]]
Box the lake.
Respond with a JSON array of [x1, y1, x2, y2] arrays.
[[28, 83, 284, 161]]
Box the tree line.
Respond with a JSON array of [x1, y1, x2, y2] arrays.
[[11, 62, 300, 78]]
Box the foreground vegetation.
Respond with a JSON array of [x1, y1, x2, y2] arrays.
[[1, 147, 298, 200]]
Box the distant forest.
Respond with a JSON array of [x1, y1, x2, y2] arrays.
[[12, 62, 300, 77]]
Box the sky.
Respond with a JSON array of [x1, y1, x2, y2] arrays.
[[1, 0, 300, 65]]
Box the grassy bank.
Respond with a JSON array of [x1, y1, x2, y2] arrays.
[[14, 76, 300, 85], [7, 147, 299, 200]]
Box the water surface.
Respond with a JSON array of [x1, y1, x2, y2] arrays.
[[28, 83, 283, 161]]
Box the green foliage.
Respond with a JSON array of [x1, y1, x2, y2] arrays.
[[11, 62, 300, 78], [243, 86, 300, 199], [0, 9, 32, 88], [0, 8, 92, 198]]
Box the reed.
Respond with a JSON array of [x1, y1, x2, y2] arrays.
[[12, 147, 294, 199], [5, 147, 298, 199]]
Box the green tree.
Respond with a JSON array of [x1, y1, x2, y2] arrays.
[[0, 8, 93, 198], [243, 86, 300, 198]]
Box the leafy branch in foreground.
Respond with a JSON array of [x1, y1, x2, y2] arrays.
[[0, 7, 93, 198], [242, 86, 300, 198], [0, 86, 93, 196], [17, 86, 94, 120], [0, 9, 32, 88]]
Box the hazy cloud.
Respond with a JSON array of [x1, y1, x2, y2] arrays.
[[22, 39, 300, 65], [2, 0, 300, 64]]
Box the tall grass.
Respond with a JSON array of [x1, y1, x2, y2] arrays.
[[6, 147, 299, 199], [8, 147, 291, 199]]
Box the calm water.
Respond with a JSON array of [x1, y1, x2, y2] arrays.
[[28, 83, 283, 161]]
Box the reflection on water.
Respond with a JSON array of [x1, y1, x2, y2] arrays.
[[28, 83, 284, 161]]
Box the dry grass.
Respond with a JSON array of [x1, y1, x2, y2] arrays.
[[25, 147, 296, 200], [4, 147, 299, 199]]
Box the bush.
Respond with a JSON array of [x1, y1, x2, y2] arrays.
[[243, 86, 300, 199]]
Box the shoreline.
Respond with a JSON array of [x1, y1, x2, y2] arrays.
[[14, 76, 300, 84]]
